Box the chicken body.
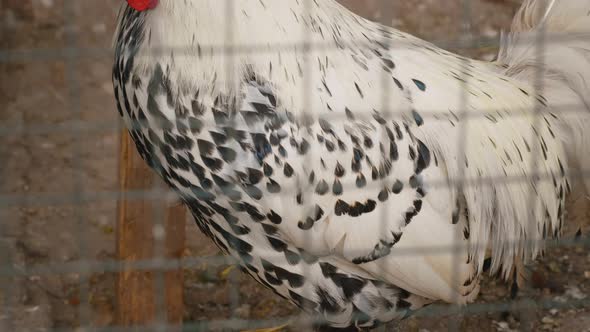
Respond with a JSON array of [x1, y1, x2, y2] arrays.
[[113, 0, 590, 329]]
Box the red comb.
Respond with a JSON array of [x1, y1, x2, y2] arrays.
[[127, 0, 158, 11]]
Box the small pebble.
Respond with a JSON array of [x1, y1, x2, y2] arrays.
[[494, 321, 509, 331], [565, 286, 587, 300]]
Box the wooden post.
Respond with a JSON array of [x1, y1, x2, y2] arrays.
[[116, 131, 186, 328]]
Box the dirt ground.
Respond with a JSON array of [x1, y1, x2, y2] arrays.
[[1, 0, 589, 331]]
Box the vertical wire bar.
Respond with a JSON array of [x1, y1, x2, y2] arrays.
[[63, 0, 91, 328], [517, 5, 550, 330], [151, 182, 167, 332], [377, 0, 394, 284], [300, 0, 315, 328], [0, 136, 12, 329], [0, 214, 9, 330], [223, 0, 242, 323], [0, 4, 14, 322], [377, 1, 396, 331], [449, 0, 474, 330]]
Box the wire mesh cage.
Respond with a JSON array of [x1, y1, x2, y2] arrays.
[[1, 0, 589, 331]]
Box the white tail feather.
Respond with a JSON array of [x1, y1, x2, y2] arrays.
[[499, 0, 590, 195]]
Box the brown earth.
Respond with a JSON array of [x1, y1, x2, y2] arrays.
[[1, 1, 588, 331]]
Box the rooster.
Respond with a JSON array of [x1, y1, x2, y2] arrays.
[[112, 0, 590, 330]]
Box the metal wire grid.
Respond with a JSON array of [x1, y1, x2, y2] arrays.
[[1, 0, 589, 331]]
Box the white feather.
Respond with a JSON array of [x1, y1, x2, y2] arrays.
[[114, 0, 590, 324]]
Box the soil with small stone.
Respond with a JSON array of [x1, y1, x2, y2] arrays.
[[1, 1, 588, 331]]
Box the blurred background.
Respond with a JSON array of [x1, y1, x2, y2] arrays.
[[1, 0, 589, 331]]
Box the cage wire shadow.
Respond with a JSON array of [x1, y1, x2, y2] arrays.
[[1, 0, 590, 331]]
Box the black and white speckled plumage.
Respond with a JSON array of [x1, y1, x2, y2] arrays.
[[113, 0, 590, 329]]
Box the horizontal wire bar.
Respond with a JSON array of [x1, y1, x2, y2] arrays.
[[1, 234, 587, 278], [11, 295, 590, 332], [408, 296, 590, 319], [0, 101, 586, 137], [1, 167, 588, 208], [1, 32, 589, 63], [13, 316, 292, 332]]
